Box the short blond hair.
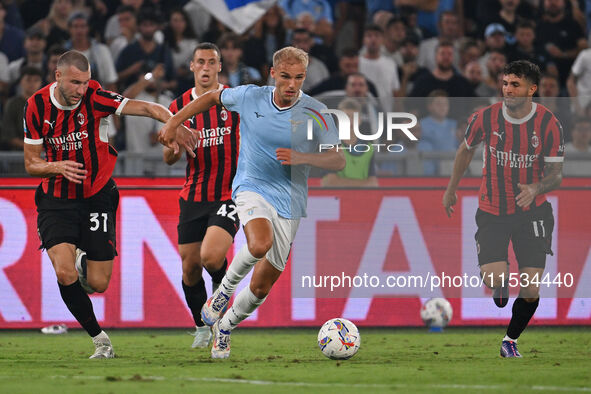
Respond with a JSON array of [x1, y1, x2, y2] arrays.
[[273, 46, 309, 68]]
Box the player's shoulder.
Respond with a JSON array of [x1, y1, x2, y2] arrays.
[[468, 102, 501, 122], [533, 102, 557, 119], [177, 88, 194, 101], [170, 88, 194, 110], [241, 84, 271, 96], [482, 101, 502, 114], [299, 92, 327, 110], [88, 79, 102, 91], [223, 84, 272, 105]]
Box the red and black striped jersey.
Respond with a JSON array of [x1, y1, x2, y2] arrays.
[[169, 85, 240, 202], [465, 101, 564, 216], [24, 80, 128, 199]]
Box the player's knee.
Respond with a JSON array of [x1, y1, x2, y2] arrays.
[[200, 250, 223, 270], [250, 284, 270, 299], [90, 275, 111, 293], [55, 267, 78, 285], [248, 240, 272, 259]]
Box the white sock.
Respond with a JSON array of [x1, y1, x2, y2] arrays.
[[92, 330, 110, 344], [219, 287, 266, 331], [503, 335, 517, 342], [218, 245, 260, 298]]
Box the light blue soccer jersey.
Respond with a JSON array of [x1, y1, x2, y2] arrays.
[[220, 85, 339, 219]]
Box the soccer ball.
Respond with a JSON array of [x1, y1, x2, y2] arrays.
[[317, 318, 361, 360], [420, 298, 453, 328]]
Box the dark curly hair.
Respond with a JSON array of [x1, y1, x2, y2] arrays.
[[503, 60, 541, 86]]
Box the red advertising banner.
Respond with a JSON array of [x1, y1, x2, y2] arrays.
[[1, 177, 590, 328]]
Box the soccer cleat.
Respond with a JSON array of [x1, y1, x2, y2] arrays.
[[500, 340, 522, 358], [191, 326, 212, 348], [75, 248, 94, 294], [90, 332, 114, 359], [493, 284, 509, 308], [201, 289, 230, 326], [211, 321, 231, 359]]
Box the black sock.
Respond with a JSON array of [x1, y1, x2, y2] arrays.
[[506, 297, 539, 340], [182, 278, 207, 327], [58, 280, 101, 337], [206, 258, 228, 285]]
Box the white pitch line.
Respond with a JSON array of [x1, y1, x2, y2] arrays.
[[18, 375, 587, 392]]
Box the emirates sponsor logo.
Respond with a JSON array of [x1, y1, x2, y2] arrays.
[[196, 126, 231, 148], [488, 146, 538, 168], [46, 130, 89, 151]]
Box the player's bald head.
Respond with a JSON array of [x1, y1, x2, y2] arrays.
[[57, 50, 90, 72]]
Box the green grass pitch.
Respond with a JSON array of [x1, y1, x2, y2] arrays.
[[1, 327, 590, 393]]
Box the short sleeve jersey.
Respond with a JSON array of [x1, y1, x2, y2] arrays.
[[24, 80, 128, 199], [220, 85, 339, 218], [464, 101, 564, 215], [168, 85, 240, 202]]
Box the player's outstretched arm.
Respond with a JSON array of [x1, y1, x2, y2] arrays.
[[443, 141, 476, 217], [24, 143, 88, 183], [515, 162, 563, 208], [121, 99, 198, 157], [120, 98, 173, 123], [159, 89, 222, 153], [276, 147, 345, 171]]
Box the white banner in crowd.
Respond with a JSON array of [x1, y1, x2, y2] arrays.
[[197, 0, 277, 35]]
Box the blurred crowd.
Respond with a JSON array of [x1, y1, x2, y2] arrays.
[[0, 0, 590, 176]]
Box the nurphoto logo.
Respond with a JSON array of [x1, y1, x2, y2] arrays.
[[305, 108, 418, 153]]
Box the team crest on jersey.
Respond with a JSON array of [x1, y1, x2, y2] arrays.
[[77, 112, 85, 125], [220, 109, 228, 121], [290, 119, 304, 133], [531, 134, 539, 148]]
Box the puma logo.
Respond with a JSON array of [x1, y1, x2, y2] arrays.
[[493, 130, 504, 140], [255, 112, 264, 118], [44, 120, 55, 129]]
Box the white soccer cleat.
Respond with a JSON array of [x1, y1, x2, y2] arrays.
[[75, 248, 94, 294], [90, 344, 114, 359], [201, 289, 230, 326], [211, 321, 231, 359], [89, 331, 114, 359], [191, 326, 212, 348]]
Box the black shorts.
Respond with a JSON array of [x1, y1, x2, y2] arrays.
[[36, 178, 119, 261], [474, 201, 554, 269], [177, 198, 240, 244]]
